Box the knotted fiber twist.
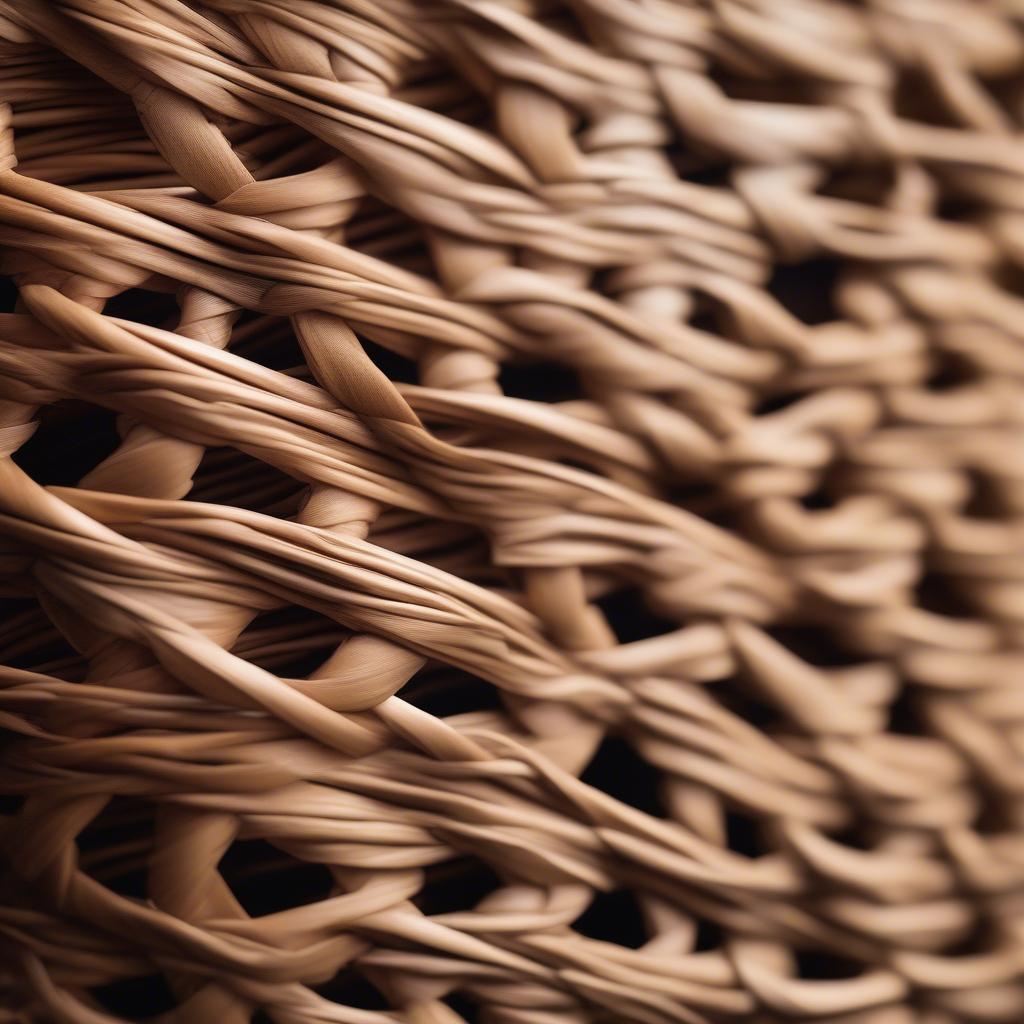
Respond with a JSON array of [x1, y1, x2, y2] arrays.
[[0, 2, 1023, 1023]]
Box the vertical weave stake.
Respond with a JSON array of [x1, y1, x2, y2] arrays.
[[1, 2, 1023, 1023]]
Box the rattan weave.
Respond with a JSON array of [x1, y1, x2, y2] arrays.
[[1, 2, 1024, 1023]]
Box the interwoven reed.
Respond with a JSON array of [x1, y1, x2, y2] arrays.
[[1, 1, 1024, 1022]]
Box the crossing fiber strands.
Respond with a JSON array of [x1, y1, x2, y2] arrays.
[[0, 2, 1023, 1023]]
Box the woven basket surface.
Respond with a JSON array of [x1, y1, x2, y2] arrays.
[[1, 2, 1024, 1023]]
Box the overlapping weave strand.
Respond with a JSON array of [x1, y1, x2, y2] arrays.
[[1, 1, 1024, 1022]]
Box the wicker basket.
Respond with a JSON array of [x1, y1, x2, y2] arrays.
[[1, 2, 1023, 1022]]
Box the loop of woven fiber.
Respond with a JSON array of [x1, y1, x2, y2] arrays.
[[0, 1, 1023, 1022]]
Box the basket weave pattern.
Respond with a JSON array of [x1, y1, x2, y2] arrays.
[[1, 1, 1024, 1022]]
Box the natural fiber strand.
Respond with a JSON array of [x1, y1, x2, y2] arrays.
[[0, 1, 1023, 1022]]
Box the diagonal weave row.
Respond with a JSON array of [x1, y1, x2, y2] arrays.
[[1, 1, 1023, 1022]]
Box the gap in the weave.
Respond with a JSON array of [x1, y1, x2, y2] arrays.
[[704, 674, 779, 735], [414, 858, 503, 917], [399, 665, 504, 718], [0, 594, 84, 678], [102, 287, 179, 330], [894, 67, 969, 128], [10, 400, 122, 488], [0, 275, 16, 313], [580, 733, 667, 820], [963, 468, 1010, 520], [720, 806, 764, 861], [499, 358, 584, 404], [885, 680, 932, 743], [0, 791, 24, 817], [76, 797, 155, 901], [915, 570, 978, 621], [569, 884, 725, 954], [4, 286, 185, 503], [992, 257, 1024, 312], [926, 347, 977, 392], [984, 67, 1024, 123], [710, 67, 819, 106], [38, 800, 192, 1020], [231, 605, 347, 677], [751, 389, 811, 419], [90, 972, 180, 1019], [362, 336, 420, 384], [794, 948, 863, 981], [442, 992, 482, 1023], [187, 447, 305, 514], [572, 888, 647, 948], [766, 625, 864, 668], [310, 970, 390, 1011], [820, 166, 897, 208], [766, 258, 841, 326], [218, 837, 335, 917], [231, 310, 307, 374], [594, 585, 677, 645]]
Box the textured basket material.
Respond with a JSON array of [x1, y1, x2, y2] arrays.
[[0, 1, 1023, 1023]]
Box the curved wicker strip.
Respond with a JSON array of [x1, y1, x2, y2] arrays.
[[0, 2, 1023, 1023]]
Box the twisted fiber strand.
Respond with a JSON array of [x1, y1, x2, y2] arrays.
[[0, 0, 1023, 1022]]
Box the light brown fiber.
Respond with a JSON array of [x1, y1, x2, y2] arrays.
[[1, 2, 1024, 1023]]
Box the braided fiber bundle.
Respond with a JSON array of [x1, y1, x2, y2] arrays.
[[1, 0, 1024, 1021]]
